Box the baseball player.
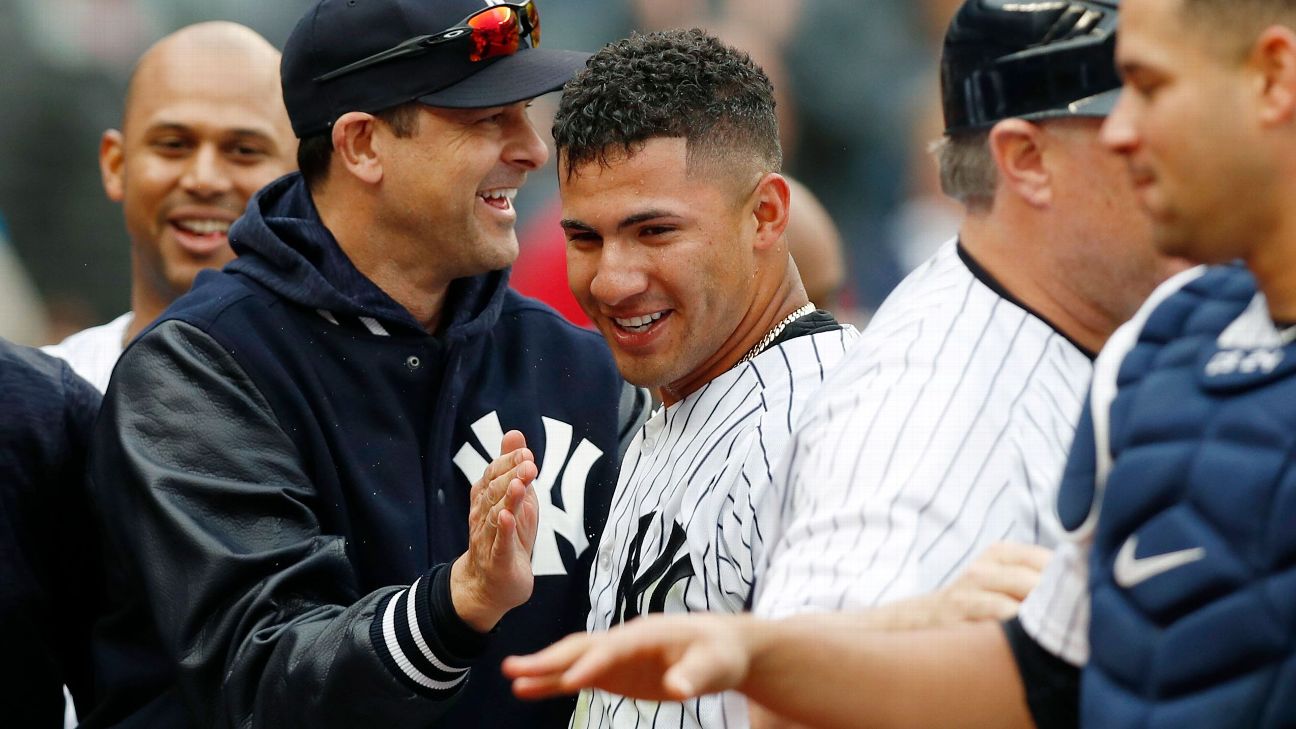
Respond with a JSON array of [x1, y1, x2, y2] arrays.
[[506, 0, 1296, 727], [42, 23, 296, 392], [751, 0, 1185, 629], [551, 29, 858, 728]]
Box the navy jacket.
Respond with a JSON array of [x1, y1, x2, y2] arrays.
[[86, 174, 644, 728], [0, 340, 101, 726]]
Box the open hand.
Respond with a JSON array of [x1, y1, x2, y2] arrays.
[[927, 542, 1052, 625], [503, 614, 755, 702], [451, 430, 540, 632]]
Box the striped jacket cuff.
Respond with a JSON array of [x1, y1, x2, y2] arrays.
[[370, 564, 488, 697]]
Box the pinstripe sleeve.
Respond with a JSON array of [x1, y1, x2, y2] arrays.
[[1017, 265, 1208, 666], [1017, 539, 1091, 666], [755, 314, 1076, 615], [754, 255, 1094, 619]]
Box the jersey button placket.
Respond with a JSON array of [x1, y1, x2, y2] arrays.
[[641, 409, 665, 452]]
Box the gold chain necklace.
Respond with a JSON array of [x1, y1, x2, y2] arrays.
[[735, 302, 816, 368]]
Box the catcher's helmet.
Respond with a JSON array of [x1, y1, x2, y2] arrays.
[[942, 0, 1121, 134]]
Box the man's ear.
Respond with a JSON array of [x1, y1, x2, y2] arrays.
[[99, 129, 125, 202], [988, 119, 1051, 208], [331, 112, 384, 185], [1252, 25, 1296, 127], [751, 172, 792, 251]]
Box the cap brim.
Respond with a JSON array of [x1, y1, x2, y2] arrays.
[[1021, 87, 1122, 124], [1065, 87, 1121, 117], [415, 48, 591, 109]]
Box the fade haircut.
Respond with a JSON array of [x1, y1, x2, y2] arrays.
[[297, 102, 422, 192], [1181, 0, 1296, 59], [933, 130, 997, 213], [552, 29, 781, 183]]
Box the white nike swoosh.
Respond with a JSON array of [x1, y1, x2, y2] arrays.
[[1113, 536, 1206, 588]]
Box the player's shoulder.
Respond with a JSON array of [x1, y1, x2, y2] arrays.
[[859, 241, 963, 326], [749, 324, 858, 383], [843, 241, 983, 358], [42, 312, 131, 360], [738, 325, 858, 428]]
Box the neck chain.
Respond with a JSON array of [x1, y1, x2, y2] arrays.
[[736, 302, 816, 367]]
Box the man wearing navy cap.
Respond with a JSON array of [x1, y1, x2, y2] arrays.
[[85, 1, 646, 727]]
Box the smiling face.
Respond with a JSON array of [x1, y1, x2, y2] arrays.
[[102, 27, 296, 306], [1101, 0, 1276, 263], [375, 102, 546, 280], [562, 138, 761, 394]]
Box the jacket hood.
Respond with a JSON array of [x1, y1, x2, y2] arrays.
[[226, 173, 509, 340]]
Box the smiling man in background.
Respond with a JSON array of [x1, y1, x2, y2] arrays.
[[42, 21, 297, 391]]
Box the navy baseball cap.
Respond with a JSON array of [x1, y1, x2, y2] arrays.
[[282, 0, 591, 138], [941, 0, 1122, 134]]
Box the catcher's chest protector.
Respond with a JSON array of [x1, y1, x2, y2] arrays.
[[1077, 266, 1296, 728]]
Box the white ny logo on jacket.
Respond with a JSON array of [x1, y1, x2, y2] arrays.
[[452, 411, 602, 576]]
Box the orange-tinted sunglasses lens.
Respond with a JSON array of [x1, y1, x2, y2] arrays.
[[464, 3, 540, 62], [467, 7, 520, 62]]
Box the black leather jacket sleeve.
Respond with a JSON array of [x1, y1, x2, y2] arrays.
[[91, 321, 481, 728]]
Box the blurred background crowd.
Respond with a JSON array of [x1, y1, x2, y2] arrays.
[[0, 0, 966, 345]]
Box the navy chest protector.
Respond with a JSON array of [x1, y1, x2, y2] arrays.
[[1068, 267, 1296, 727]]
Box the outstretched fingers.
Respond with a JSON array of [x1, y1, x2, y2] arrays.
[[559, 634, 641, 688], [487, 479, 532, 553], [511, 674, 571, 700], [453, 429, 540, 632], [474, 461, 537, 540], [969, 543, 1053, 601], [500, 429, 527, 456], [983, 541, 1053, 572], [504, 632, 592, 691], [505, 617, 749, 703], [472, 430, 536, 507], [664, 645, 731, 700]]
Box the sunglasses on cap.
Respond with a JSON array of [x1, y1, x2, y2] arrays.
[[313, 1, 541, 83]]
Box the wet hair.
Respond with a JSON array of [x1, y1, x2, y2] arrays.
[[297, 101, 422, 192], [933, 131, 997, 213], [552, 28, 781, 180]]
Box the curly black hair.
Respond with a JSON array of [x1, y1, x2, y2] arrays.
[[553, 28, 781, 178]]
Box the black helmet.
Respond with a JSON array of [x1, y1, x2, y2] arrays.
[[941, 0, 1121, 134]]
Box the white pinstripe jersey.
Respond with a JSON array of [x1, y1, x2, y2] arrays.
[[1019, 266, 1208, 666], [575, 327, 857, 729], [754, 240, 1093, 619]]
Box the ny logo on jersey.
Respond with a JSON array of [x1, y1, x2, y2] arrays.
[[452, 411, 603, 576], [612, 514, 696, 625]]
